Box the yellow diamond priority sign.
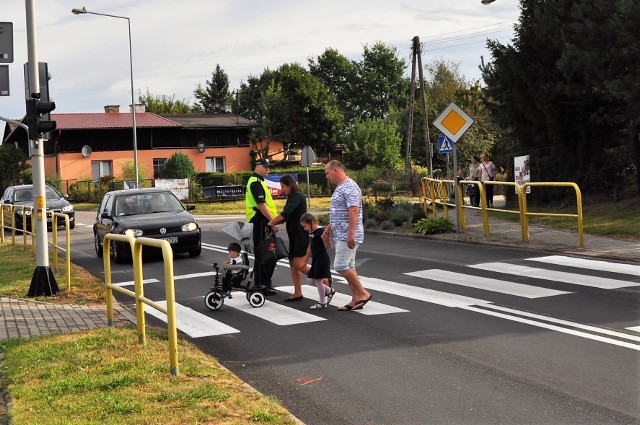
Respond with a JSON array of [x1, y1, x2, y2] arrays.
[[433, 102, 474, 143]]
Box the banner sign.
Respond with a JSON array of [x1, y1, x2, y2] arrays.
[[154, 178, 189, 200], [514, 155, 531, 194], [265, 174, 298, 197]]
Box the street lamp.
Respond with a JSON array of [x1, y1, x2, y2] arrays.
[[481, 0, 496, 4], [71, 6, 139, 188]]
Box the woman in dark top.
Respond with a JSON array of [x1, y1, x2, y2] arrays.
[[268, 174, 309, 301]]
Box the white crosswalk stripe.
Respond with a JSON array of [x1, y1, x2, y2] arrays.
[[145, 301, 239, 337], [469, 262, 639, 289], [527, 255, 640, 277], [131, 254, 640, 350], [405, 269, 571, 298]]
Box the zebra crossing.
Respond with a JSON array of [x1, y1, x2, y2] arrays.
[[126, 252, 640, 349]]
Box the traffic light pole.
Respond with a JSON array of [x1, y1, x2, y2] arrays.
[[25, 0, 58, 296]]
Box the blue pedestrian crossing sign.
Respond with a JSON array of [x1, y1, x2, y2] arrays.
[[438, 135, 454, 154]]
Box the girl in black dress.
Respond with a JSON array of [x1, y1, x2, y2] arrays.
[[300, 212, 335, 309]]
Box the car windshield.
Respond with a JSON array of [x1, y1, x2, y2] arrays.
[[14, 186, 62, 202], [115, 192, 184, 216]]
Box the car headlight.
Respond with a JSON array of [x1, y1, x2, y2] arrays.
[[124, 229, 143, 237], [16, 209, 31, 216], [182, 222, 198, 232], [62, 205, 74, 213]]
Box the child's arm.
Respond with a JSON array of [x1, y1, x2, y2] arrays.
[[299, 245, 311, 274]]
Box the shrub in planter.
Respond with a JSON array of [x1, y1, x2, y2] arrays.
[[412, 217, 454, 235]]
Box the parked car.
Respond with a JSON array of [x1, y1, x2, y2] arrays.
[[0, 184, 75, 230], [93, 188, 201, 263]]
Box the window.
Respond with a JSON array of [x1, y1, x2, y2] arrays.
[[206, 157, 225, 173], [91, 161, 112, 181], [153, 158, 166, 178]]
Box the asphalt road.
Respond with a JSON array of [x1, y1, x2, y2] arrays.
[[70, 211, 640, 425]]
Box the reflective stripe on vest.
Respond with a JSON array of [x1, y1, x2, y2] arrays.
[[245, 175, 276, 222]]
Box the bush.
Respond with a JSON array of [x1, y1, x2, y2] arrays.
[[380, 220, 395, 230], [364, 218, 377, 229], [317, 214, 330, 226], [411, 203, 427, 223], [412, 217, 454, 235]]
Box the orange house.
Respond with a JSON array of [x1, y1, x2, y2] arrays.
[[3, 105, 285, 190]]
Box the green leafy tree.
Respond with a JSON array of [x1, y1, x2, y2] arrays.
[[193, 64, 232, 113], [0, 145, 27, 186], [309, 49, 359, 124], [482, 0, 639, 195], [259, 63, 343, 154], [160, 152, 195, 179], [341, 118, 403, 170], [138, 88, 193, 114], [355, 42, 408, 120]]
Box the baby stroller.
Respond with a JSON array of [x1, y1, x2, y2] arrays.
[[204, 222, 266, 310]]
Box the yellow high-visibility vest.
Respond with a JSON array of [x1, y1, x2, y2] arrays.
[[245, 175, 276, 222]]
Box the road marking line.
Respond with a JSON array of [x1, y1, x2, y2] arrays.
[[174, 271, 216, 280], [469, 262, 637, 289], [406, 269, 571, 298], [277, 285, 409, 315], [224, 296, 326, 325], [527, 255, 640, 277], [627, 326, 640, 333], [112, 278, 159, 287], [463, 305, 640, 351], [484, 304, 640, 343], [145, 300, 240, 337]]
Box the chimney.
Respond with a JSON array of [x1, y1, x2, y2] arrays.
[[130, 103, 146, 113], [104, 105, 120, 113]]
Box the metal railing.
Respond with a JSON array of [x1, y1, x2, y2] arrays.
[[103, 234, 180, 376], [422, 177, 584, 248], [51, 213, 72, 290]]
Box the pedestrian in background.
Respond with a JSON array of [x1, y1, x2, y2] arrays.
[[268, 174, 309, 302], [467, 155, 481, 207], [322, 160, 372, 311], [479, 152, 496, 208]]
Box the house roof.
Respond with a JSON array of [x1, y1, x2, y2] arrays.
[[160, 114, 259, 129], [52, 112, 181, 130]]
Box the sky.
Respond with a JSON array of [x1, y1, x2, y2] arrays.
[[0, 1, 521, 120]]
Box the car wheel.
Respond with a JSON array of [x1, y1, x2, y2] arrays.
[[111, 241, 128, 264], [188, 242, 201, 257], [94, 232, 103, 258], [70, 220, 75, 230]]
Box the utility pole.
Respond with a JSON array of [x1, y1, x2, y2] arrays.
[[25, 0, 59, 296], [405, 36, 432, 176]]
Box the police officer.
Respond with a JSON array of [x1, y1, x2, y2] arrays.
[[246, 158, 279, 295]]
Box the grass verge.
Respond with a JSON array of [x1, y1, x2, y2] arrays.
[[0, 242, 295, 424]]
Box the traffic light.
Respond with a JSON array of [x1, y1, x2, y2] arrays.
[[26, 98, 56, 140]]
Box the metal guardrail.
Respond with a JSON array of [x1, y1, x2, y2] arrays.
[[422, 177, 585, 248], [51, 213, 71, 290], [103, 234, 180, 376], [1, 205, 35, 249]]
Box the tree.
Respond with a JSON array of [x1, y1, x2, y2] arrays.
[[160, 152, 195, 179], [258, 63, 343, 154], [355, 42, 408, 120], [138, 88, 193, 114], [0, 144, 27, 187], [482, 0, 639, 196], [309, 49, 359, 124], [341, 118, 403, 170], [193, 64, 232, 113]]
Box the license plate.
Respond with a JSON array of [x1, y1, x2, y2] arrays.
[[161, 237, 178, 244]]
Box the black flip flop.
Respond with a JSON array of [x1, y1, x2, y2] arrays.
[[352, 294, 373, 310], [338, 304, 354, 311], [284, 295, 304, 302]]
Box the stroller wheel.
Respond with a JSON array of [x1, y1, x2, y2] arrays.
[[247, 291, 265, 308], [204, 290, 224, 311]]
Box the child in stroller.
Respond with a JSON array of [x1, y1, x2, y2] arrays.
[[204, 241, 267, 310]]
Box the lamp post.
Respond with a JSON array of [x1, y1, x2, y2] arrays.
[[481, 0, 496, 4], [71, 6, 139, 188]]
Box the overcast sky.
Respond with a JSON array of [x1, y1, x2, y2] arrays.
[[1, 1, 520, 119]]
